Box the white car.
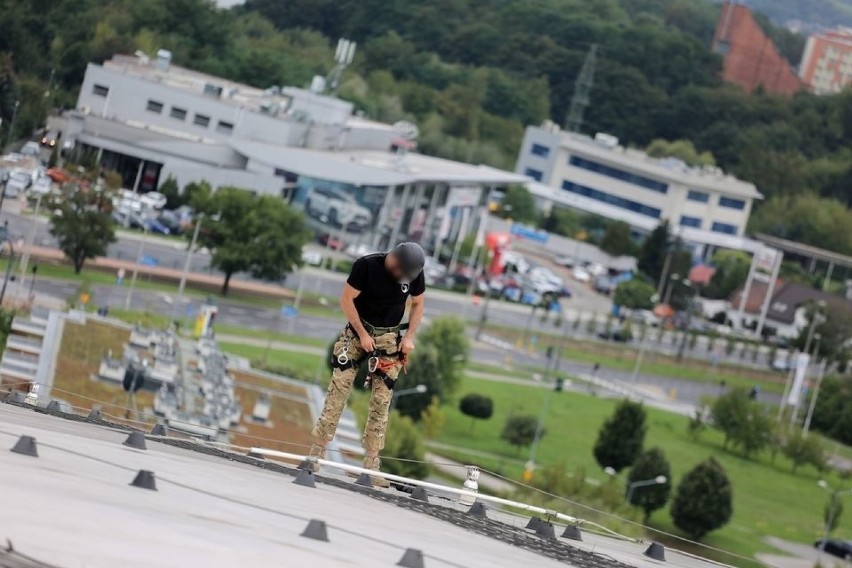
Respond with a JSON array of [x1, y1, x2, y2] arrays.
[[572, 266, 591, 283], [4, 169, 31, 196], [140, 191, 167, 210], [305, 187, 371, 228], [345, 243, 376, 259], [20, 142, 40, 157], [586, 262, 607, 277], [301, 249, 323, 266], [31, 176, 52, 195], [501, 251, 530, 274]]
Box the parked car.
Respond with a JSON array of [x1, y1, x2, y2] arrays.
[[317, 233, 345, 250], [585, 262, 607, 277], [629, 309, 661, 328], [594, 275, 614, 295], [572, 266, 591, 283], [4, 169, 31, 196], [814, 539, 852, 560], [31, 176, 52, 195], [156, 211, 183, 235], [20, 141, 40, 157], [145, 217, 171, 235], [301, 249, 323, 266], [345, 243, 376, 259], [770, 357, 791, 373], [140, 191, 168, 210], [554, 255, 576, 268], [305, 187, 371, 229]]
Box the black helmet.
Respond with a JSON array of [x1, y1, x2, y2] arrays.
[[392, 242, 426, 282]]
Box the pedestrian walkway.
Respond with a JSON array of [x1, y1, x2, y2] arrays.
[[19, 245, 295, 299]]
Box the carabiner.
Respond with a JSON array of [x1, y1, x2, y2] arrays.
[[336, 352, 350, 366], [368, 353, 380, 373]]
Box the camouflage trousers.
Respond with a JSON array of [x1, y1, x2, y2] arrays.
[[311, 326, 403, 452]]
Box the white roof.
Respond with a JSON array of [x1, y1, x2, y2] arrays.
[[1, 404, 727, 568], [536, 127, 762, 200], [231, 139, 528, 187]]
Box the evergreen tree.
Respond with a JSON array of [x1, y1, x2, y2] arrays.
[[627, 447, 672, 521], [501, 415, 539, 456], [593, 400, 647, 472], [459, 394, 494, 432], [637, 221, 670, 284], [600, 221, 636, 256], [671, 458, 733, 540]]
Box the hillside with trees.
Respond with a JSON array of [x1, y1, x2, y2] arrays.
[[2, 0, 852, 254]]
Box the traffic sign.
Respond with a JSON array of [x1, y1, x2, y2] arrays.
[[281, 305, 299, 318]]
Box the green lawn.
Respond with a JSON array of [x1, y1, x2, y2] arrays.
[[218, 342, 327, 383], [435, 376, 851, 565]]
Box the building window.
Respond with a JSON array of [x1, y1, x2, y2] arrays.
[[719, 196, 746, 210], [561, 180, 661, 219], [216, 120, 234, 135], [711, 222, 738, 235], [524, 168, 543, 182], [170, 107, 187, 121], [92, 84, 109, 97], [680, 215, 702, 228], [146, 100, 164, 114], [531, 143, 550, 158], [687, 190, 709, 203], [193, 114, 210, 127], [569, 156, 668, 194]]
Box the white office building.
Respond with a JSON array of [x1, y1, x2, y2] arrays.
[[65, 51, 525, 251], [515, 122, 764, 257]]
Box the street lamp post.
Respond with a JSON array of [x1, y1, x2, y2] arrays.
[[817, 480, 852, 566], [626, 475, 668, 503], [0, 223, 14, 305], [390, 384, 427, 411], [124, 227, 149, 310], [171, 214, 204, 321]]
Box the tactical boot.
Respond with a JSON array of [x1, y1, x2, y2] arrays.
[[364, 455, 390, 488], [307, 444, 326, 473]]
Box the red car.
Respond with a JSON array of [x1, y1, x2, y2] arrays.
[[317, 233, 345, 250]]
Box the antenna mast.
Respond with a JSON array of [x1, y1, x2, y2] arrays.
[[565, 44, 598, 133], [327, 38, 357, 95]]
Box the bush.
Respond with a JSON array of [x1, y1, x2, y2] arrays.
[[382, 412, 429, 479], [782, 430, 826, 473], [627, 448, 672, 522], [459, 393, 494, 432], [420, 397, 446, 439], [395, 345, 444, 421], [501, 415, 539, 456], [670, 458, 733, 540], [418, 316, 469, 397], [593, 400, 647, 473], [711, 388, 773, 457]]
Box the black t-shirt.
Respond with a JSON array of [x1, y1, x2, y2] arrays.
[[347, 253, 425, 327]]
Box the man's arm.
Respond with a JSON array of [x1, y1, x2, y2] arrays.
[[400, 293, 425, 354], [340, 282, 375, 352]]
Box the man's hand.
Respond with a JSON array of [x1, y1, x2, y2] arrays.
[[400, 335, 415, 355], [359, 333, 376, 352]]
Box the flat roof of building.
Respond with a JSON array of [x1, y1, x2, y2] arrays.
[[99, 54, 394, 131], [231, 139, 528, 186], [533, 127, 762, 200], [0, 403, 728, 568], [755, 233, 852, 268]]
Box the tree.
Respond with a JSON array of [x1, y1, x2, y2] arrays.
[[417, 316, 468, 397], [381, 412, 429, 479], [810, 376, 852, 445], [499, 185, 537, 224], [627, 448, 672, 522], [671, 458, 733, 540], [192, 187, 310, 295], [793, 302, 852, 368], [613, 279, 655, 310], [782, 430, 826, 474], [704, 250, 750, 300], [637, 221, 670, 284], [459, 394, 494, 432], [158, 176, 183, 209], [48, 189, 116, 273], [420, 397, 446, 439], [646, 138, 715, 167], [711, 389, 772, 457], [593, 400, 647, 472], [394, 344, 444, 421], [599, 221, 636, 256], [501, 415, 539, 456]]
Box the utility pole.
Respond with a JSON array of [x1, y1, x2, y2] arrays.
[[565, 45, 598, 133]]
